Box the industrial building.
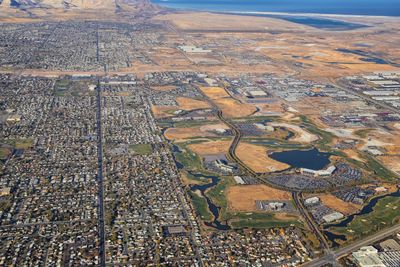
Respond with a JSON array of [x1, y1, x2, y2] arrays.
[[300, 166, 336, 177], [352, 246, 385, 267], [304, 197, 320, 206], [322, 212, 344, 223]]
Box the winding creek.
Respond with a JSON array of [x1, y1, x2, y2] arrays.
[[323, 190, 400, 246], [172, 144, 230, 230], [170, 135, 400, 244]]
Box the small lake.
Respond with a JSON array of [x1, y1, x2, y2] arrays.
[[269, 148, 331, 170]]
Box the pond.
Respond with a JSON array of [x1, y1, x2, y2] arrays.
[[269, 148, 331, 170]]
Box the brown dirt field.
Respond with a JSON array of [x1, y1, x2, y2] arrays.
[[176, 97, 211, 110], [200, 87, 256, 118], [151, 105, 176, 118], [274, 213, 300, 221], [377, 155, 400, 173], [214, 98, 256, 118], [151, 97, 210, 118], [151, 85, 176, 91], [319, 194, 361, 215], [227, 185, 291, 212], [236, 142, 290, 173], [164, 127, 216, 141], [343, 149, 366, 163], [200, 87, 230, 99], [155, 12, 306, 31], [187, 140, 231, 156], [199, 123, 229, 132]]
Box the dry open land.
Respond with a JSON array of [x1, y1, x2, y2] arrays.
[[176, 97, 211, 110], [236, 142, 289, 173], [200, 87, 230, 99], [318, 194, 361, 215], [155, 11, 400, 79], [200, 87, 257, 118], [377, 155, 400, 174], [164, 127, 217, 141], [270, 122, 319, 143], [164, 123, 230, 141], [151, 85, 177, 91], [151, 97, 211, 118], [227, 184, 292, 212], [187, 140, 232, 156]]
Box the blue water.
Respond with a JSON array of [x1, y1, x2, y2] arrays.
[[152, 0, 400, 16], [269, 148, 331, 170]]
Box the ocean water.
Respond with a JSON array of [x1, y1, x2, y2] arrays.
[[152, 0, 400, 16]]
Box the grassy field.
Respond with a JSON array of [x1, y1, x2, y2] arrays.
[[354, 128, 373, 138], [0, 147, 12, 160], [129, 143, 152, 155], [363, 154, 398, 181], [184, 171, 212, 185], [175, 145, 204, 171], [188, 191, 213, 221], [2, 139, 33, 149], [330, 195, 400, 242], [230, 212, 303, 229], [205, 176, 233, 221], [204, 176, 303, 229]]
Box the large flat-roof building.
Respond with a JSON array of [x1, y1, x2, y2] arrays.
[[352, 246, 385, 267]]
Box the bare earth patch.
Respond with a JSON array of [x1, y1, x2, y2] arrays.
[[236, 142, 289, 173], [176, 97, 211, 110], [200, 86, 230, 99], [200, 87, 256, 118], [227, 185, 291, 212], [164, 127, 217, 141], [318, 194, 361, 215], [151, 105, 176, 118], [187, 140, 232, 156], [270, 122, 319, 143], [151, 85, 176, 91], [214, 98, 256, 118]]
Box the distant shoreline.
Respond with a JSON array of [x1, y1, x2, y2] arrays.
[[152, 0, 400, 18], [221, 11, 399, 20]]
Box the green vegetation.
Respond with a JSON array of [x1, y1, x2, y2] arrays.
[[231, 116, 279, 123], [184, 171, 211, 185], [188, 191, 213, 221], [205, 176, 234, 221], [330, 196, 400, 242], [15, 139, 34, 149], [168, 119, 217, 128], [354, 128, 373, 138], [363, 154, 397, 181], [175, 146, 204, 172], [129, 143, 152, 155], [2, 139, 33, 149], [54, 79, 70, 96], [230, 212, 303, 229], [305, 124, 334, 148], [0, 148, 11, 160], [54, 79, 91, 97]]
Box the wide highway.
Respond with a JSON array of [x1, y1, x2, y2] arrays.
[[302, 223, 400, 267]]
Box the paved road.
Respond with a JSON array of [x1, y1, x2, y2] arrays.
[[96, 80, 106, 267], [302, 223, 400, 267], [293, 192, 330, 251]]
